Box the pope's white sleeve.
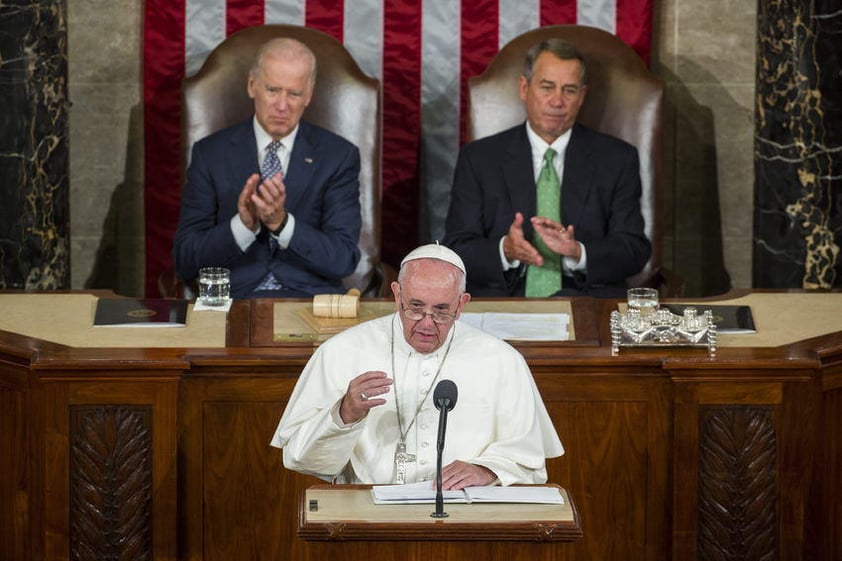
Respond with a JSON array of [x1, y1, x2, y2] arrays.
[[270, 346, 365, 480]]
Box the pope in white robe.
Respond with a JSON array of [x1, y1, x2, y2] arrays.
[[271, 244, 564, 489]]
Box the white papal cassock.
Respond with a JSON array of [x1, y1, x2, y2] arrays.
[[271, 313, 563, 485]]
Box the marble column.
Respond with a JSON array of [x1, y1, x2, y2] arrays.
[[0, 2, 69, 290], [754, 0, 842, 289]]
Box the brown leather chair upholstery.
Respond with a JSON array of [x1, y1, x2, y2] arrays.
[[467, 25, 679, 294], [168, 24, 388, 296]]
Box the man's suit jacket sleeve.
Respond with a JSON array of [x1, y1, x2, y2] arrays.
[[443, 145, 520, 295], [173, 140, 249, 284], [561, 130, 651, 286], [283, 137, 362, 281], [444, 133, 533, 296]]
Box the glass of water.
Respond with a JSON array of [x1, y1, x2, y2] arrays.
[[198, 267, 231, 307], [626, 287, 659, 317]]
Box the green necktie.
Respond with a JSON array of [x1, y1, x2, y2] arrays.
[[525, 148, 562, 297]]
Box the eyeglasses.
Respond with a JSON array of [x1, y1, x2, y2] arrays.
[[399, 299, 457, 325]]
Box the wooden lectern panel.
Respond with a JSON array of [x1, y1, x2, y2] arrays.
[[299, 485, 582, 542], [297, 485, 582, 561]]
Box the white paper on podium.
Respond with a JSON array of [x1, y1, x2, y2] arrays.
[[371, 481, 564, 505], [459, 312, 569, 341], [371, 481, 465, 504], [464, 485, 564, 504]]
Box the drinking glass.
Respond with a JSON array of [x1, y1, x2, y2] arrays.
[[626, 287, 659, 317], [198, 267, 231, 307]]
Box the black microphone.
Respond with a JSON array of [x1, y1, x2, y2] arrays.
[[431, 379, 458, 518]]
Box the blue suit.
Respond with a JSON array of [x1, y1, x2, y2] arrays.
[[173, 119, 362, 298], [444, 123, 650, 298]]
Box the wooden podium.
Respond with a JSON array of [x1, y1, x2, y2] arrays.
[[297, 484, 582, 560]]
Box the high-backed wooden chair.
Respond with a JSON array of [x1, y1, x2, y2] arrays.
[[163, 24, 388, 297], [468, 25, 680, 294]]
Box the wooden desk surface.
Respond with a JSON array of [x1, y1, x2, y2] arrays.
[[0, 293, 227, 348], [6, 291, 842, 354], [2, 290, 841, 353]]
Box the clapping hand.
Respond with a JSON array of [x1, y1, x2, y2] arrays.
[[531, 216, 581, 262], [503, 212, 543, 266], [237, 172, 288, 232]]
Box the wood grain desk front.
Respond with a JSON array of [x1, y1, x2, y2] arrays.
[[1, 291, 840, 561]]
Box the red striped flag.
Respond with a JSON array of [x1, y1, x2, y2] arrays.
[[143, 0, 652, 296]]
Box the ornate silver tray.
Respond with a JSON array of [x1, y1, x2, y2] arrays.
[[610, 306, 717, 356]]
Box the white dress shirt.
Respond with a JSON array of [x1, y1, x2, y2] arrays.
[[230, 117, 299, 251]]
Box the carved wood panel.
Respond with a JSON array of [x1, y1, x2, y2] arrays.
[[697, 406, 777, 561], [70, 405, 152, 561]]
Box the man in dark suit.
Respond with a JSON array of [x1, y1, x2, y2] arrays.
[[173, 38, 361, 298], [443, 38, 650, 298]]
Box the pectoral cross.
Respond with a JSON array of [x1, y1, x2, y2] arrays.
[[394, 441, 416, 484]]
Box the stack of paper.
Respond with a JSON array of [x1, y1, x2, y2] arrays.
[[460, 312, 570, 341], [464, 485, 564, 504], [370, 481, 564, 505]]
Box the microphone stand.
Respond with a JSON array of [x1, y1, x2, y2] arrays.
[[431, 404, 450, 518]]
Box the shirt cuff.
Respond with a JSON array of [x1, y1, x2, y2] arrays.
[[499, 236, 520, 271], [272, 213, 295, 249], [330, 396, 364, 429], [562, 242, 587, 273], [231, 215, 258, 251]]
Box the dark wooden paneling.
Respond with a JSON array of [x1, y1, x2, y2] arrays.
[[2, 295, 841, 561], [180, 375, 314, 561], [672, 377, 818, 561], [540, 374, 669, 561], [202, 400, 293, 560], [0, 362, 29, 561], [40, 377, 179, 561], [70, 406, 153, 561], [810, 365, 842, 561], [697, 406, 777, 561]]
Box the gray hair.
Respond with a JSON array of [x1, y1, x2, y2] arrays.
[[250, 37, 317, 89], [523, 38, 587, 85]]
